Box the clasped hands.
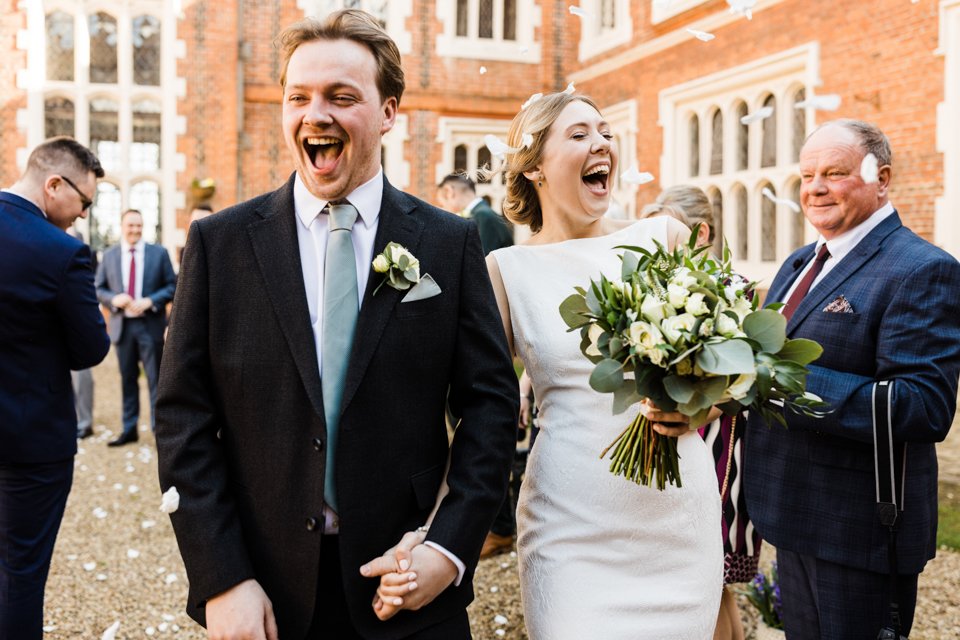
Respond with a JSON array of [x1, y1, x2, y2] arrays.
[[359, 529, 458, 621], [111, 293, 153, 317], [640, 398, 719, 437]]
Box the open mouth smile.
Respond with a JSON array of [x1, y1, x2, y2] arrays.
[[303, 136, 344, 173], [582, 163, 610, 195]]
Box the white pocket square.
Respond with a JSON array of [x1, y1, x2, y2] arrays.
[[401, 274, 441, 303]]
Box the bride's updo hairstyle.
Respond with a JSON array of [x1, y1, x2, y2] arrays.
[[501, 92, 601, 233]]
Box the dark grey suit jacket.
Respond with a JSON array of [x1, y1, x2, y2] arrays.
[[155, 174, 518, 639]]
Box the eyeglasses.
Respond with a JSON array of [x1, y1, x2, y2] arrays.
[[59, 175, 93, 212]]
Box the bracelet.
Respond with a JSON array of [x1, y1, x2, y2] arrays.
[[415, 525, 429, 533]]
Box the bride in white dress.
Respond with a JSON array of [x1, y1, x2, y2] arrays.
[[486, 92, 723, 639]]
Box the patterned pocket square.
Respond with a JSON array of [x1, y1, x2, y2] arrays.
[[401, 273, 441, 303], [823, 295, 854, 313]]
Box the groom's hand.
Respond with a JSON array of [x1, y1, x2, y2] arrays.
[[205, 578, 278, 640], [373, 545, 457, 620]]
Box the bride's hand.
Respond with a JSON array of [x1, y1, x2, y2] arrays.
[[640, 399, 692, 437]]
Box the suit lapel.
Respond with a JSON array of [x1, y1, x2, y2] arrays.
[[142, 244, 155, 291], [787, 212, 902, 334], [247, 174, 326, 419], [110, 246, 123, 291], [767, 245, 813, 306], [340, 179, 423, 414]]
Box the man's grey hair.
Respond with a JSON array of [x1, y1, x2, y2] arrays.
[[808, 119, 892, 167]]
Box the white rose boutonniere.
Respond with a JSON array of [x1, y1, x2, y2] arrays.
[[372, 242, 443, 302]]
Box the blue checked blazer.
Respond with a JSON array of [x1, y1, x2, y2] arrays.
[[744, 211, 960, 574]]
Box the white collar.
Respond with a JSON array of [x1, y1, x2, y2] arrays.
[[121, 239, 145, 253], [816, 202, 896, 262], [466, 197, 484, 212], [294, 170, 383, 230]]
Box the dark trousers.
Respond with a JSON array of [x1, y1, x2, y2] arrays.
[[0, 460, 74, 640], [116, 319, 161, 434], [307, 536, 470, 639], [777, 548, 918, 640]]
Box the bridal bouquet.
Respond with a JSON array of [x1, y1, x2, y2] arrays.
[[559, 230, 828, 490]]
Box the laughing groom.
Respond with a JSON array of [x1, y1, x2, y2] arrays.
[[744, 119, 960, 639], [155, 9, 518, 640]]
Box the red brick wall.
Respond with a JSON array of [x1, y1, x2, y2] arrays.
[[0, 2, 26, 184]]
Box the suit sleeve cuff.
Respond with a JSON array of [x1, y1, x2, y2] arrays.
[[423, 541, 465, 586]]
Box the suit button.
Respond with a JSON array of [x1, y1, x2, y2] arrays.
[[312, 437, 323, 451], [305, 517, 318, 531]]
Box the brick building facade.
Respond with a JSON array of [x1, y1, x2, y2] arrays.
[[2, 0, 958, 280]]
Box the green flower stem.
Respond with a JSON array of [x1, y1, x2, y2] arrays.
[[602, 411, 684, 490]]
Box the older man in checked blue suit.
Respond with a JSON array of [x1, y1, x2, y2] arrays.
[[744, 119, 960, 639]]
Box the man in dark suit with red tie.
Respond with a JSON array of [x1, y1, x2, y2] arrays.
[[95, 209, 176, 446], [0, 137, 111, 638], [744, 120, 960, 639]]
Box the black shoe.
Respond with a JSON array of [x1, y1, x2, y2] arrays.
[[108, 431, 139, 447], [77, 426, 94, 439]]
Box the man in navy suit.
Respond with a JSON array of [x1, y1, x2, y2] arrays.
[[0, 137, 110, 638], [744, 120, 960, 639], [436, 174, 514, 255], [96, 209, 176, 446]]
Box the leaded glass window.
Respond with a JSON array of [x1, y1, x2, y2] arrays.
[[132, 100, 161, 172], [132, 15, 161, 86], [709, 108, 723, 175], [91, 182, 122, 252], [89, 12, 118, 84], [479, 0, 493, 38], [688, 114, 700, 178], [456, 0, 469, 36], [130, 181, 161, 243], [761, 183, 777, 261], [709, 188, 723, 255], [90, 97, 120, 171], [477, 147, 492, 183], [454, 144, 468, 173], [789, 180, 804, 251], [735, 101, 748, 171], [503, 0, 516, 40], [792, 88, 806, 163], [734, 184, 748, 260], [44, 97, 75, 138], [760, 95, 777, 168], [46, 12, 74, 81]]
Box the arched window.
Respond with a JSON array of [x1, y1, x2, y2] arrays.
[[733, 184, 748, 260], [709, 108, 723, 175], [453, 144, 468, 173], [91, 182, 122, 252], [479, 0, 493, 38], [89, 12, 118, 84], [44, 97, 75, 138], [456, 0, 469, 36], [476, 147, 492, 183], [503, 0, 516, 39], [707, 187, 723, 255], [760, 183, 777, 261], [760, 94, 777, 168], [132, 15, 161, 86], [735, 101, 748, 171], [46, 12, 74, 81], [90, 97, 120, 171], [130, 181, 161, 243], [788, 179, 804, 251], [600, 0, 616, 28], [688, 114, 700, 178], [791, 87, 807, 163], [132, 99, 161, 172]]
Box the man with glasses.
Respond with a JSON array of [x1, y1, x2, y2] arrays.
[[0, 136, 110, 638], [96, 209, 176, 446]]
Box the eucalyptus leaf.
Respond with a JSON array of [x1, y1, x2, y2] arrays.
[[612, 382, 643, 415], [621, 252, 640, 279], [663, 375, 696, 404], [776, 338, 824, 365], [398, 254, 409, 271], [743, 309, 786, 353], [560, 294, 591, 329], [590, 359, 624, 393], [696, 339, 756, 375]]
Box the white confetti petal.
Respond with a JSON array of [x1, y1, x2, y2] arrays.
[[83, 561, 97, 571], [490, 585, 499, 593], [484, 134, 519, 158], [79, 464, 88, 471], [141, 519, 157, 529], [761, 187, 801, 213], [96, 474, 106, 482], [92, 507, 108, 519], [521, 92, 543, 110], [495, 631, 506, 638], [172, 625, 180, 632], [569, 6, 587, 18], [860, 152, 879, 183], [479, 66, 487, 75], [43, 625, 57, 632], [494, 614, 508, 625], [499, 561, 509, 569], [519, 46, 529, 54], [146, 627, 156, 636], [563, 81, 575, 95], [77, 447, 85, 455], [159, 487, 180, 514], [509, 551, 517, 557], [521, 133, 534, 149], [66, 554, 78, 561], [96, 573, 108, 581], [162, 614, 175, 622], [125, 464, 135, 473], [125, 451, 134, 459], [794, 94, 841, 111], [126, 549, 140, 559], [740, 106, 774, 125], [156, 567, 166, 574], [621, 166, 655, 185], [158, 623, 169, 632], [686, 28, 715, 42], [165, 573, 178, 585], [128, 485, 140, 494], [101, 620, 120, 640], [113, 483, 124, 490], [727, 0, 756, 19]]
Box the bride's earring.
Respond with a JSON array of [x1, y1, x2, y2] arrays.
[[537, 175, 543, 188]]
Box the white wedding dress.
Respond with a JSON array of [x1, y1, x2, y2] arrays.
[[492, 219, 723, 640]]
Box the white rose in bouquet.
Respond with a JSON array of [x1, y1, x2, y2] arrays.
[[641, 295, 674, 324], [725, 372, 757, 400], [685, 292, 710, 316], [667, 283, 690, 308], [661, 313, 697, 345]]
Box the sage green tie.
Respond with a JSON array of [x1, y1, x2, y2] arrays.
[[322, 202, 359, 513]]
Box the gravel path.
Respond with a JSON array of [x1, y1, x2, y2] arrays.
[[38, 353, 960, 638]]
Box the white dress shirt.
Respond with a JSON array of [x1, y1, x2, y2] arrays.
[[293, 171, 465, 583], [782, 202, 896, 302], [120, 239, 146, 317]]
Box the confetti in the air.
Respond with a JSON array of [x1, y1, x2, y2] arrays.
[[621, 166, 655, 185], [794, 94, 841, 111], [159, 487, 180, 514], [687, 28, 716, 42], [740, 106, 774, 125], [101, 621, 120, 640], [563, 82, 576, 95], [484, 134, 519, 158], [727, 0, 757, 19], [569, 6, 587, 18], [761, 187, 801, 213], [521, 92, 543, 110], [479, 66, 487, 75], [860, 153, 879, 183], [521, 133, 534, 149]]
